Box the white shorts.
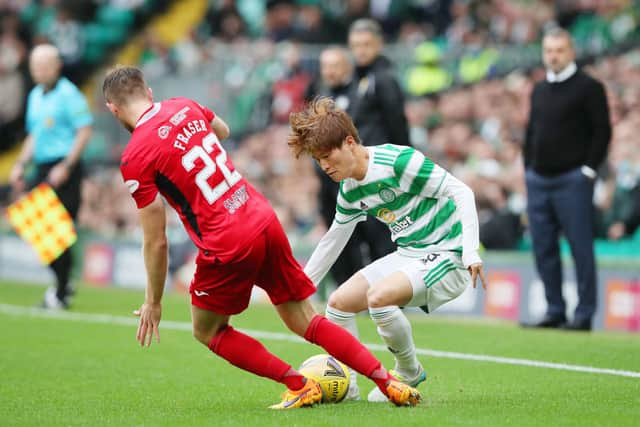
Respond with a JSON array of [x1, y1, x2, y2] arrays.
[[359, 250, 470, 313]]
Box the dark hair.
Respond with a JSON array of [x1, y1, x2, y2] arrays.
[[102, 65, 148, 106], [288, 97, 360, 158]]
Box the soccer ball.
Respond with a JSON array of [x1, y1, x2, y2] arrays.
[[298, 354, 350, 403]]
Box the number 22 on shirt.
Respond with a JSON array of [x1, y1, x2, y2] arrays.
[[181, 132, 241, 204]]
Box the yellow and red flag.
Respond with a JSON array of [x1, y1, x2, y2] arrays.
[[5, 183, 77, 264]]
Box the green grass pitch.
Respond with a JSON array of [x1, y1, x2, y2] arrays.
[[0, 281, 638, 427]]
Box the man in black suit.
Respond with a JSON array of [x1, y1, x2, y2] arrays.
[[523, 28, 611, 331]]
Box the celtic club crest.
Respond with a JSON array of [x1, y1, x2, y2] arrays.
[[378, 187, 396, 203]]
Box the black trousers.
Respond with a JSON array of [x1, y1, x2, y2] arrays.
[[33, 160, 83, 300], [525, 168, 597, 322]]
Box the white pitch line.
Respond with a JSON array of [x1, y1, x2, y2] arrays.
[[1, 302, 639, 379]]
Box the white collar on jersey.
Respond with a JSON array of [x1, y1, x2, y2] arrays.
[[546, 62, 577, 83], [354, 146, 374, 184], [136, 102, 161, 128]]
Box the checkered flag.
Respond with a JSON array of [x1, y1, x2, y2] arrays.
[[5, 183, 77, 264]]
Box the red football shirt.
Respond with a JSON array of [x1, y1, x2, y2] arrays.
[[120, 97, 276, 264]]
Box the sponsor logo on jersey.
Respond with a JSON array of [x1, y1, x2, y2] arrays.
[[360, 201, 369, 210], [378, 187, 396, 203], [389, 215, 415, 233], [194, 290, 209, 297], [223, 185, 249, 214], [157, 125, 171, 139], [170, 107, 189, 125], [377, 208, 396, 223], [125, 179, 140, 194]]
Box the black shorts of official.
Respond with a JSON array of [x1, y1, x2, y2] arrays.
[[32, 159, 83, 220]]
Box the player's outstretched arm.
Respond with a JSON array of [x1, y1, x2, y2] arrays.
[[439, 174, 482, 267], [304, 219, 359, 285], [135, 195, 168, 347], [211, 115, 230, 141], [437, 173, 487, 289]]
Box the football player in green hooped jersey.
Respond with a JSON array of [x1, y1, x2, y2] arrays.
[[288, 97, 487, 402]]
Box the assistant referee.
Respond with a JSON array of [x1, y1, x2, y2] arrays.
[[9, 44, 92, 309]]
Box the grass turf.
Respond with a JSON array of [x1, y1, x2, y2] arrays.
[[0, 282, 638, 427]]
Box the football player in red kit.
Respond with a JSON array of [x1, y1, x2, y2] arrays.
[[102, 66, 421, 409]]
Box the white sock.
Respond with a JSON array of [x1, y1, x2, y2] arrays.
[[325, 305, 360, 390], [369, 306, 419, 374]]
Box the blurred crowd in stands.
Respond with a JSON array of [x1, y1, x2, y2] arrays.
[[1, 0, 640, 252], [77, 48, 640, 251], [200, 0, 633, 46], [0, 0, 170, 151]]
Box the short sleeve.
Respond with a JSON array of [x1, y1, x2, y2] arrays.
[[394, 148, 448, 198], [66, 90, 93, 129], [120, 150, 158, 209], [193, 101, 216, 123], [25, 90, 36, 133]]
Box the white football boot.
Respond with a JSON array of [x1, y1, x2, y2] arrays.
[[345, 380, 361, 401]]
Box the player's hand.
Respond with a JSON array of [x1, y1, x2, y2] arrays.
[[607, 222, 626, 241], [134, 302, 162, 347], [468, 263, 487, 290], [48, 163, 70, 188]]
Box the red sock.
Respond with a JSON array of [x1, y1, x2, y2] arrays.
[[208, 325, 305, 390], [303, 315, 393, 395]]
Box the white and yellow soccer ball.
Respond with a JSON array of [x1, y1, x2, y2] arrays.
[[298, 354, 350, 403]]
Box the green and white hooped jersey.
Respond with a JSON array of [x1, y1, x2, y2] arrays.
[[335, 144, 462, 257]]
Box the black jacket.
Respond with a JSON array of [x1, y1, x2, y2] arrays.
[[305, 78, 354, 115], [350, 56, 410, 147], [524, 69, 611, 176]]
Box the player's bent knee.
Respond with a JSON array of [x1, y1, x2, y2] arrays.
[[327, 291, 357, 313], [192, 328, 211, 345], [192, 323, 225, 346], [327, 291, 345, 311], [367, 287, 390, 308]]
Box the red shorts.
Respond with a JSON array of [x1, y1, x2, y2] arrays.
[[190, 218, 316, 315]]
